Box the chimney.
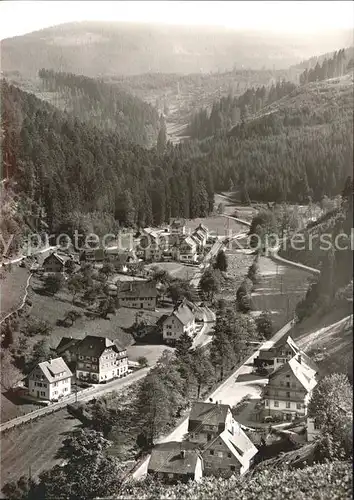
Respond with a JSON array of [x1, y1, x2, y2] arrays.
[[215, 401, 219, 405], [180, 450, 185, 459], [298, 354, 302, 364]]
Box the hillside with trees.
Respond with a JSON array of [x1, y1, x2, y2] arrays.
[[1, 80, 215, 245], [2, 22, 351, 76], [36, 69, 160, 147], [183, 73, 353, 203]]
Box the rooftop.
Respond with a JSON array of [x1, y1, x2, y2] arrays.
[[118, 280, 158, 298], [148, 442, 200, 475], [77, 335, 125, 358], [171, 301, 195, 326], [188, 401, 230, 429], [34, 357, 73, 383]]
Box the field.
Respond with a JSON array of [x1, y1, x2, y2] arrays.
[[251, 256, 312, 331], [0, 266, 30, 318], [144, 261, 198, 281], [0, 410, 82, 493]]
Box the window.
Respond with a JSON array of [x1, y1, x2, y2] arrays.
[[274, 401, 279, 407], [228, 452, 232, 458], [286, 375, 290, 378], [286, 401, 291, 408], [209, 450, 214, 455], [217, 451, 223, 458], [207, 434, 212, 441], [296, 403, 301, 410], [286, 382, 290, 387], [265, 400, 269, 407], [286, 392, 290, 398], [230, 466, 236, 472], [40, 391, 45, 396]]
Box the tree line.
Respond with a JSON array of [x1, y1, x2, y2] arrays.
[[1, 80, 214, 237], [38, 69, 160, 146], [299, 48, 353, 85], [187, 80, 297, 139]]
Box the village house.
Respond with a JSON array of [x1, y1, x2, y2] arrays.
[[253, 336, 301, 373], [148, 442, 203, 483], [55, 337, 79, 364], [177, 235, 198, 263], [43, 252, 72, 274], [170, 217, 186, 236], [192, 224, 209, 250], [187, 401, 258, 477], [261, 352, 319, 422], [162, 299, 196, 344], [80, 248, 106, 262], [28, 357, 72, 401], [139, 229, 169, 262], [76, 336, 128, 383], [117, 280, 158, 310], [105, 248, 138, 271]]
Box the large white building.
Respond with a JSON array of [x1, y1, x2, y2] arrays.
[[261, 352, 319, 421], [76, 336, 128, 383], [28, 357, 72, 401]]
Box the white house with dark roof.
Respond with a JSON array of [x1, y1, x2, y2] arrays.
[[76, 335, 128, 382], [162, 300, 196, 344], [254, 336, 301, 372], [28, 357, 72, 401]]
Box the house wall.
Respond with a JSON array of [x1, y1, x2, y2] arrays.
[[49, 377, 71, 400], [118, 295, 156, 310], [194, 457, 203, 482], [76, 349, 128, 382], [202, 438, 241, 478], [28, 368, 71, 401], [263, 371, 310, 419], [163, 316, 196, 343], [307, 417, 321, 442], [44, 256, 63, 273]]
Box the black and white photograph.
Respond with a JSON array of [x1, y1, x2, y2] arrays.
[[0, 1, 353, 498]]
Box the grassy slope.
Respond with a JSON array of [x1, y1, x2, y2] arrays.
[[0, 410, 82, 492]]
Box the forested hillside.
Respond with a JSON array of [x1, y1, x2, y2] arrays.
[[36, 69, 160, 146], [183, 74, 353, 202], [299, 48, 354, 85], [1, 80, 214, 239], [187, 80, 297, 139], [2, 22, 351, 76]]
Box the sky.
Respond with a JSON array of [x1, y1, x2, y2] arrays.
[[0, 0, 353, 40]]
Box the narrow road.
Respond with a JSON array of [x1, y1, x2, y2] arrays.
[[131, 319, 294, 480], [0, 368, 150, 433]]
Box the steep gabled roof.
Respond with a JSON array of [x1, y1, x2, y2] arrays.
[[33, 357, 72, 383], [56, 337, 79, 355], [44, 252, 71, 266], [77, 336, 125, 358], [148, 442, 200, 475], [180, 236, 197, 249], [118, 280, 158, 298], [203, 425, 258, 468], [196, 223, 208, 235], [270, 353, 318, 392], [188, 402, 229, 430], [172, 301, 195, 326]]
